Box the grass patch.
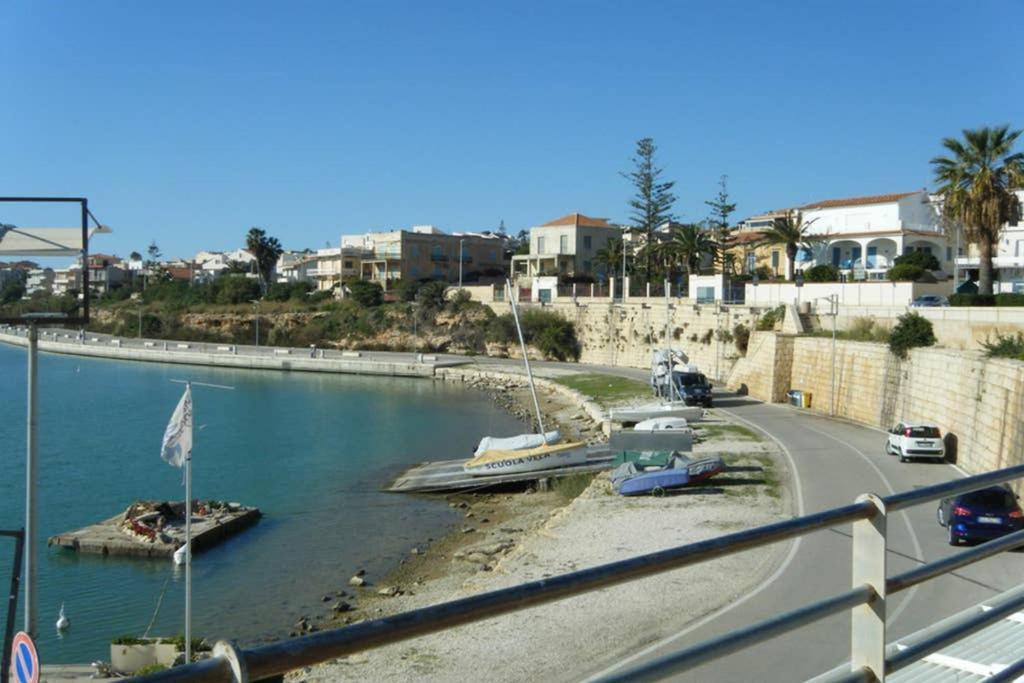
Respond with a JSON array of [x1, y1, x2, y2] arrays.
[[719, 452, 781, 500], [554, 373, 651, 405], [549, 472, 596, 501], [699, 424, 762, 441]]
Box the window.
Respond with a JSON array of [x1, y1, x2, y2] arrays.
[[343, 260, 353, 269], [746, 252, 755, 272], [866, 246, 877, 268], [771, 251, 779, 269], [560, 235, 569, 253], [410, 245, 419, 258], [583, 235, 592, 250], [832, 247, 841, 267], [583, 260, 592, 273], [431, 244, 443, 259], [947, 247, 953, 261], [537, 236, 545, 254]]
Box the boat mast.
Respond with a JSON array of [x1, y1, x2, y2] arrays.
[[665, 286, 676, 403], [506, 279, 546, 435]]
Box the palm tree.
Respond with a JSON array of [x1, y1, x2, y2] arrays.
[[763, 210, 819, 281], [931, 125, 1024, 295], [595, 237, 626, 279], [663, 223, 717, 277]]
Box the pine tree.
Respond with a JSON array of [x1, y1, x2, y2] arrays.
[[705, 175, 737, 272], [622, 138, 676, 279]]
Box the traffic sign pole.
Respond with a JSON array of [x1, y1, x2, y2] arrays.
[[24, 325, 38, 638]]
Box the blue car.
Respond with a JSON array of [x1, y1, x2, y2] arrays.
[[937, 485, 1024, 546]]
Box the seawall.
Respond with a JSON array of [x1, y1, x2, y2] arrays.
[[0, 327, 444, 378], [729, 331, 1024, 478]]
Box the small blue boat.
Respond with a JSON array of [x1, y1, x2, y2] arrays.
[[611, 453, 724, 496]]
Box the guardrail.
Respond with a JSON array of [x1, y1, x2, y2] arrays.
[[126, 463, 1024, 682]]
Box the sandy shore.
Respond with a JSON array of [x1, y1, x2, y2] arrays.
[[287, 376, 794, 682]]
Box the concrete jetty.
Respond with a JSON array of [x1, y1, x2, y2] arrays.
[[49, 500, 261, 558], [0, 326, 470, 378]]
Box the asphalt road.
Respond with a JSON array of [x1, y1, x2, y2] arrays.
[[473, 356, 1020, 681]]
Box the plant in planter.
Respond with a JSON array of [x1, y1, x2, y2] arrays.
[[109, 636, 181, 672]]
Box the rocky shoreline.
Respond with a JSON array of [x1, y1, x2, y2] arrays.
[[282, 368, 609, 640]]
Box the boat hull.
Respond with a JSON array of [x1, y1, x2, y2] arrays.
[[463, 442, 588, 476]]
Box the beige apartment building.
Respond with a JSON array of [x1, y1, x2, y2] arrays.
[[341, 226, 506, 289], [511, 213, 622, 279]]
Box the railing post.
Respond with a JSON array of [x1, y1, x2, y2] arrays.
[[851, 493, 887, 681]]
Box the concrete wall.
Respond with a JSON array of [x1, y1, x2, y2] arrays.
[[815, 305, 1024, 351], [746, 281, 953, 308], [727, 332, 1024, 477]]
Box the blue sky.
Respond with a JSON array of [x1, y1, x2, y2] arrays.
[[2, 1, 1020, 259]]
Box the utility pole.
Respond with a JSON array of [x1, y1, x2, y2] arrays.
[[459, 238, 465, 289]]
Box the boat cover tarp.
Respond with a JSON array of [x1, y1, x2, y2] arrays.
[[633, 417, 689, 431], [474, 430, 561, 457]]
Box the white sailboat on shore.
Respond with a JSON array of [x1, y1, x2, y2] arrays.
[[464, 280, 587, 476]]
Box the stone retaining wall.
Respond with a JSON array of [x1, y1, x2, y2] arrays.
[[728, 332, 1024, 477]]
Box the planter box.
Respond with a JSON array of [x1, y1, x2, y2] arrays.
[[110, 640, 179, 672]]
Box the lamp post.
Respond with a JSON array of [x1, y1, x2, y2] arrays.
[[459, 238, 465, 289], [251, 299, 260, 346], [795, 271, 804, 307]]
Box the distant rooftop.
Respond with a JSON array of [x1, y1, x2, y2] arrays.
[[539, 213, 614, 228], [802, 192, 918, 210]]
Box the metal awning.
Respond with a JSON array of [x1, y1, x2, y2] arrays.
[[0, 225, 109, 256]]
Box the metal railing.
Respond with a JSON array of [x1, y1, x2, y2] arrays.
[[131, 463, 1024, 682]]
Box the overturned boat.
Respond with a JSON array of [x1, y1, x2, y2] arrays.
[[633, 417, 690, 431], [463, 441, 588, 476], [610, 453, 724, 496]]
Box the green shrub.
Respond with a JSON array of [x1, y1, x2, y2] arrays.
[[845, 316, 890, 343], [995, 293, 1024, 306], [214, 275, 262, 305], [517, 308, 581, 361], [756, 305, 785, 331], [950, 293, 996, 306], [894, 250, 940, 271], [981, 332, 1024, 360], [415, 280, 448, 310], [347, 280, 383, 307], [486, 314, 516, 343], [733, 323, 750, 355], [888, 312, 936, 359], [266, 281, 314, 302], [887, 264, 925, 282], [135, 664, 168, 675], [804, 264, 839, 282], [395, 278, 422, 302]]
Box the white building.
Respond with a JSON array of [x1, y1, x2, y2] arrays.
[[24, 267, 55, 296], [953, 189, 1024, 293], [796, 191, 950, 279], [193, 249, 256, 280]]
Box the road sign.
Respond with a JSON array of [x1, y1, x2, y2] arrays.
[[10, 632, 38, 683]]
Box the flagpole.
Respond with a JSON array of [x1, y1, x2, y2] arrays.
[[185, 382, 192, 665]]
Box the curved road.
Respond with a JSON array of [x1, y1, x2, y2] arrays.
[[477, 357, 1020, 681]]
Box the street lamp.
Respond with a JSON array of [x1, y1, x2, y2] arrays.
[[458, 238, 465, 289], [250, 299, 260, 346]]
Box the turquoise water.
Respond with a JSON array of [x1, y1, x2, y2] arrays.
[[0, 343, 523, 664]]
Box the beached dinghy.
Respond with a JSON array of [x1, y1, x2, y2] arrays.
[[474, 430, 561, 457], [611, 453, 724, 496], [463, 441, 588, 476], [633, 417, 689, 431]]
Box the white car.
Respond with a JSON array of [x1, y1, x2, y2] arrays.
[[885, 422, 945, 462]]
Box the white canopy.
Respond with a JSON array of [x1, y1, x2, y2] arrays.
[[0, 225, 109, 256]]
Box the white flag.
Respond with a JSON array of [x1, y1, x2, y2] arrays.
[[161, 385, 192, 468]]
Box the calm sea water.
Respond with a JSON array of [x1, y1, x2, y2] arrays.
[[0, 343, 523, 664]]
